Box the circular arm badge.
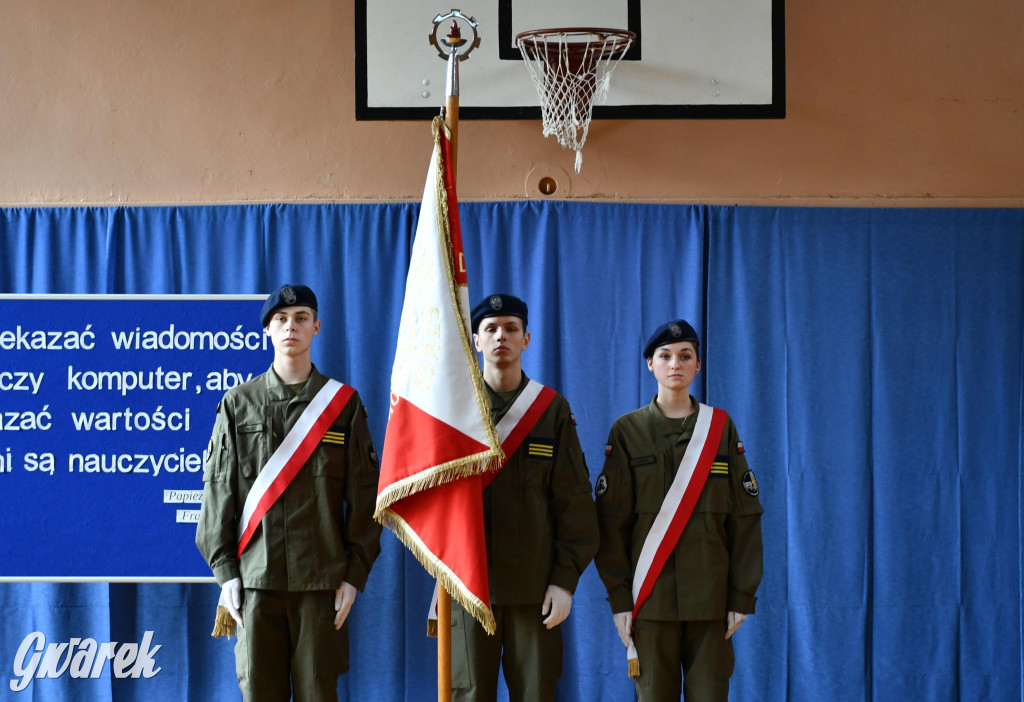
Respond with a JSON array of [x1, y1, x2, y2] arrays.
[[741, 470, 759, 497]]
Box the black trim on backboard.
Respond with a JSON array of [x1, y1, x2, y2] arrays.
[[355, 0, 785, 121], [497, 0, 642, 61], [354, 0, 370, 121]]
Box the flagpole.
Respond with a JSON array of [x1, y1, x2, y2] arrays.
[[378, 13, 495, 702], [445, 46, 459, 180], [436, 40, 460, 702]]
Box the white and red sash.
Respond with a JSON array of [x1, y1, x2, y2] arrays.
[[626, 404, 728, 673], [484, 379, 556, 487], [427, 379, 556, 625], [236, 379, 355, 558]]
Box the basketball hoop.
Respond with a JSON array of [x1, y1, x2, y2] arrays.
[[516, 27, 634, 173]]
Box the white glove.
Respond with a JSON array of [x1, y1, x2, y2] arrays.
[[613, 611, 633, 648], [541, 584, 572, 629], [725, 611, 747, 640], [219, 577, 244, 629], [334, 582, 358, 630]]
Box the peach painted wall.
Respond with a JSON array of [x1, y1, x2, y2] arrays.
[[0, 0, 1021, 206]]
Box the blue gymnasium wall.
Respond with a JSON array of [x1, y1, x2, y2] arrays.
[[0, 202, 1021, 701]]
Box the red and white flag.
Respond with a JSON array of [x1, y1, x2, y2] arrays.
[[375, 117, 503, 634]]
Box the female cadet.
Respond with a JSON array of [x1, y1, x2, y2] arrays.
[[594, 319, 763, 702]]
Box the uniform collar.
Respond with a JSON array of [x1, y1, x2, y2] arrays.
[[485, 372, 530, 422], [483, 371, 530, 397], [646, 395, 700, 439], [263, 363, 328, 402]]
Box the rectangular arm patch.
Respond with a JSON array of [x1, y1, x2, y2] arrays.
[[527, 439, 555, 459], [322, 424, 348, 446]]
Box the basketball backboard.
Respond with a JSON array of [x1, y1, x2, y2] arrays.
[[355, 0, 784, 120]]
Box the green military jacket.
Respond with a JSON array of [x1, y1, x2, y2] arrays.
[[483, 374, 599, 605], [196, 364, 382, 592], [595, 397, 763, 621]]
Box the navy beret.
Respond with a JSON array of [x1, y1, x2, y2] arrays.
[[643, 319, 699, 358], [471, 293, 528, 332], [260, 284, 318, 327]]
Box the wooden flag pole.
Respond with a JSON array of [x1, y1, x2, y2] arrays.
[[445, 51, 459, 182], [437, 41, 460, 702], [437, 585, 453, 701]]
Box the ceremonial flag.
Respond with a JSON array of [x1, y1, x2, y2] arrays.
[[375, 117, 503, 634]]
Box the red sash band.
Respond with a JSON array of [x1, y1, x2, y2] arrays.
[[625, 404, 727, 672], [483, 380, 556, 488], [236, 380, 354, 558]]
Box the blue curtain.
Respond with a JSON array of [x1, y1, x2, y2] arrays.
[[0, 203, 1021, 701]]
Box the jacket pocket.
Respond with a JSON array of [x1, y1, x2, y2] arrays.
[[235, 418, 266, 478], [631, 455, 665, 513]]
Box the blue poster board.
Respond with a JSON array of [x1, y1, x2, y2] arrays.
[[0, 295, 269, 581]]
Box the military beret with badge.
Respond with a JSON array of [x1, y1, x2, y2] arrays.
[[260, 284, 318, 327], [471, 293, 528, 332], [643, 319, 700, 359]]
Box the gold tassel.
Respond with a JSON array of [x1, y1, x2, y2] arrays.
[[628, 657, 641, 678], [211, 605, 237, 639], [427, 619, 438, 638]]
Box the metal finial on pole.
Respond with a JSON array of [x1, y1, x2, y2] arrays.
[[430, 10, 479, 181]]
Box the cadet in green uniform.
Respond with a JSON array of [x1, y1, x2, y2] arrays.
[[196, 284, 382, 702], [594, 319, 763, 702], [450, 293, 599, 702]]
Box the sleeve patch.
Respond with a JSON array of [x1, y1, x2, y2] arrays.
[[595, 473, 609, 497], [527, 439, 555, 460], [604, 443, 613, 456], [322, 423, 348, 446], [711, 456, 730, 477], [742, 470, 759, 496]]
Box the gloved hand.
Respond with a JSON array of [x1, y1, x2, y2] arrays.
[[725, 611, 747, 640], [541, 584, 572, 629], [334, 582, 358, 630], [219, 577, 244, 629], [613, 611, 633, 648]]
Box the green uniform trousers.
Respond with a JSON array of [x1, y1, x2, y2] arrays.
[[450, 600, 563, 702], [634, 619, 734, 702], [235, 589, 349, 702]]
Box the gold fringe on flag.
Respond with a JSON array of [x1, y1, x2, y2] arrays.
[[374, 448, 503, 519], [377, 506, 496, 636]]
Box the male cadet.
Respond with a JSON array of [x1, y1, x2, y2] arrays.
[[196, 284, 382, 702], [450, 293, 599, 702]]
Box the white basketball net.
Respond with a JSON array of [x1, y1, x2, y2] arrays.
[[517, 30, 633, 173]]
